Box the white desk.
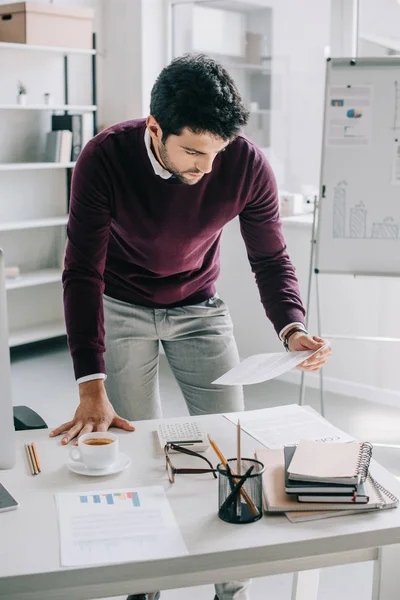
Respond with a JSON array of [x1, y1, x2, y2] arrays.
[[1, 411, 400, 600]]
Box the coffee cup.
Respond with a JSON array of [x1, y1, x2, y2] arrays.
[[69, 432, 119, 470]]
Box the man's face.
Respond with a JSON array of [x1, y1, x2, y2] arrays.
[[147, 116, 230, 185]]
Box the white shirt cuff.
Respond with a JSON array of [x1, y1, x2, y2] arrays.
[[76, 373, 107, 384], [279, 322, 307, 340]]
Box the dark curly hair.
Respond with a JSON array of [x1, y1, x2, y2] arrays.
[[150, 54, 249, 142]]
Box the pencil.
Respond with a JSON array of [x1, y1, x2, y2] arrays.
[[237, 420, 242, 517], [28, 444, 39, 475], [237, 420, 241, 476], [208, 434, 259, 517], [25, 443, 36, 476], [31, 442, 41, 473]]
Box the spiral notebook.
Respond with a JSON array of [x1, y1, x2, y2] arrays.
[[287, 440, 373, 485], [255, 447, 398, 513]]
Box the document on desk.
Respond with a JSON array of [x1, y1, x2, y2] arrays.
[[212, 347, 327, 386], [224, 404, 355, 448], [55, 485, 188, 567]]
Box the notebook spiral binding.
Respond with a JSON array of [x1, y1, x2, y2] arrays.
[[357, 441, 373, 483], [369, 475, 399, 506]]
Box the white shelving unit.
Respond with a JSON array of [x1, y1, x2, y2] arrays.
[[0, 41, 95, 55], [9, 321, 67, 347], [0, 216, 68, 232], [6, 268, 62, 291], [0, 162, 76, 171], [0, 104, 97, 111], [0, 37, 97, 347]]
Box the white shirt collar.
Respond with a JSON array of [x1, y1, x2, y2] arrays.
[[144, 128, 173, 179]]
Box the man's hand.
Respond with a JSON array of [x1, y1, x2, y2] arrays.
[[49, 379, 135, 445], [287, 331, 332, 372]]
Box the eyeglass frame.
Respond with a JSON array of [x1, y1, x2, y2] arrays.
[[164, 443, 217, 483]]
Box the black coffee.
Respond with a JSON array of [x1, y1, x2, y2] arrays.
[[83, 438, 114, 446]]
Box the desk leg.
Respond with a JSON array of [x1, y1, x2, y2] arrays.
[[291, 569, 320, 600], [372, 544, 400, 600]]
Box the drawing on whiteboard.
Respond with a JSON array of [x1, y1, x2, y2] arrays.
[[393, 81, 400, 131], [350, 203, 367, 238], [392, 139, 400, 183], [332, 181, 399, 240], [333, 181, 347, 238], [371, 217, 399, 239], [327, 85, 372, 146]]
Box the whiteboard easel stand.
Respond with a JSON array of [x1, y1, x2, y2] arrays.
[[300, 191, 400, 450], [299, 196, 321, 410]]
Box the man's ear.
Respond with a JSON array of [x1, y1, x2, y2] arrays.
[[146, 115, 163, 143]]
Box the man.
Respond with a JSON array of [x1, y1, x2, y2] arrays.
[[51, 54, 331, 600]]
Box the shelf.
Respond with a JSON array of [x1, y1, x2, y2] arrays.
[[9, 320, 66, 347], [6, 268, 62, 291], [0, 162, 76, 171], [0, 216, 68, 232], [223, 62, 271, 72], [0, 104, 97, 112], [0, 41, 96, 55]]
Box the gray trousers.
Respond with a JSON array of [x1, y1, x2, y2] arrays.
[[103, 294, 250, 600]]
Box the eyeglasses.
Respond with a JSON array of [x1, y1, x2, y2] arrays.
[[164, 443, 217, 484]]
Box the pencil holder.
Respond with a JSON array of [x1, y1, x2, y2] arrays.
[[217, 458, 265, 524]]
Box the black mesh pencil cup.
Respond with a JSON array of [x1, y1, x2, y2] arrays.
[[217, 458, 265, 524]]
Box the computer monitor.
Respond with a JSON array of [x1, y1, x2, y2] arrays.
[[0, 249, 16, 469]]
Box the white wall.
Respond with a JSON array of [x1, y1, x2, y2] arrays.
[[101, 0, 166, 126], [266, 0, 330, 192], [359, 0, 400, 39]]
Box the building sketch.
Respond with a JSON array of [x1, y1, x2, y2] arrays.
[[333, 181, 347, 238], [350, 204, 367, 238], [371, 218, 399, 239], [332, 181, 399, 240]]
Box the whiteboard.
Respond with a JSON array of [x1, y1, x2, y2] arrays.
[[316, 58, 400, 276]]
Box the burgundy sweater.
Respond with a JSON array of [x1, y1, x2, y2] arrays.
[[63, 119, 305, 379]]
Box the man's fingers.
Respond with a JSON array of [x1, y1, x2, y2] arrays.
[[61, 423, 83, 445], [49, 421, 74, 437], [76, 424, 94, 442], [113, 416, 135, 431], [95, 422, 109, 432]]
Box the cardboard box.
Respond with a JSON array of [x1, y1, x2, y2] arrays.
[[0, 2, 94, 49]]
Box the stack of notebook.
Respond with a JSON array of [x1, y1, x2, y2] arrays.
[[255, 441, 398, 523]]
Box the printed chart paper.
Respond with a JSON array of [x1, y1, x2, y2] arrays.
[[327, 85, 372, 146], [55, 486, 188, 567], [224, 404, 355, 448]]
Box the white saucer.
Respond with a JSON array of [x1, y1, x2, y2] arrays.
[[66, 452, 131, 476]]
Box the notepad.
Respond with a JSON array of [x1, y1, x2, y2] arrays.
[[287, 440, 373, 485]]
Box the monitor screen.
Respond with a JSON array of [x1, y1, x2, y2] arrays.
[[0, 249, 16, 469]]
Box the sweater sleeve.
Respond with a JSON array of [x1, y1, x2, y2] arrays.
[[239, 152, 306, 335], [63, 141, 113, 380]]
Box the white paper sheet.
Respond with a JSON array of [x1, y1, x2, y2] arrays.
[[55, 486, 188, 567], [212, 347, 325, 386], [224, 404, 355, 448]]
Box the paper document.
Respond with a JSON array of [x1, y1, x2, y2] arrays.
[[213, 346, 327, 386], [56, 486, 188, 567], [224, 404, 355, 448], [327, 84, 372, 146]]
